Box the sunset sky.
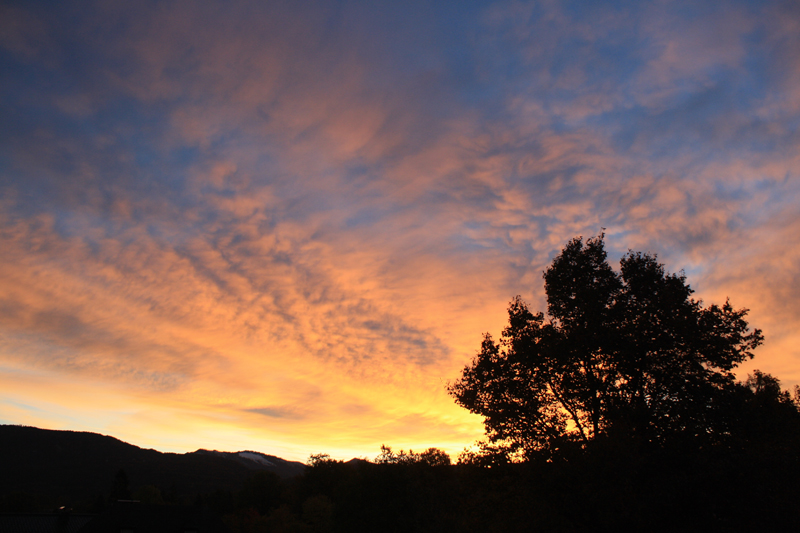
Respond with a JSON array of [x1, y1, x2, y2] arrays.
[[1, 0, 799, 461]]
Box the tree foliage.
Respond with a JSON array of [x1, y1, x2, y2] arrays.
[[374, 445, 451, 467], [449, 235, 764, 460]]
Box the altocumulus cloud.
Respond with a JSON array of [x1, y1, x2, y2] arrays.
[[0, 0, 798, 459]]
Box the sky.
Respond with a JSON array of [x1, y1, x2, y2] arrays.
[[1, 0, 799, 461]]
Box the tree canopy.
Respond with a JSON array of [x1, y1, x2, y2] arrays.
[[374, 445, 451, 467], [449, 235, 765, 461]]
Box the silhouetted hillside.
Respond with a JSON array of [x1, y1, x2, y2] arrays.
[[0, 425, 304, 509]]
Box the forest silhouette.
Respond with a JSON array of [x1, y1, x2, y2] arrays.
[[3, 236, 800, 532]]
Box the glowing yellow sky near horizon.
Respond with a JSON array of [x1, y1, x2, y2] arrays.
[[0, 201, 505, 461], [1, 0, 799, 461]]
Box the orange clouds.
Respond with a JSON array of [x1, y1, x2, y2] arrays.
[[1, 0, 799, 461], [0, 177, 493, 459]]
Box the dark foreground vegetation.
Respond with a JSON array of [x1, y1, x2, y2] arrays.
[[266, 438, 800, 532], [3, 427, 799, 532], [220, 424, 800, 532], [3, 236, 800, 531]]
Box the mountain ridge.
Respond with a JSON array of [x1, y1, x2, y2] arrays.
[[0, 424, 305, 508]]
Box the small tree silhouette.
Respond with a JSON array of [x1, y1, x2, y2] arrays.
[[109, 468, 130, 501]]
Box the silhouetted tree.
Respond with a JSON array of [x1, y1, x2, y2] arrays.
[[417, 447, 451, 467], [109, 469, 131, 501], [374, 445, 451, 466], [449, 234, 764, 460], [727, 369, 800, 454]]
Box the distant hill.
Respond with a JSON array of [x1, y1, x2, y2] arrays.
[[0, 425, 305, 507]]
